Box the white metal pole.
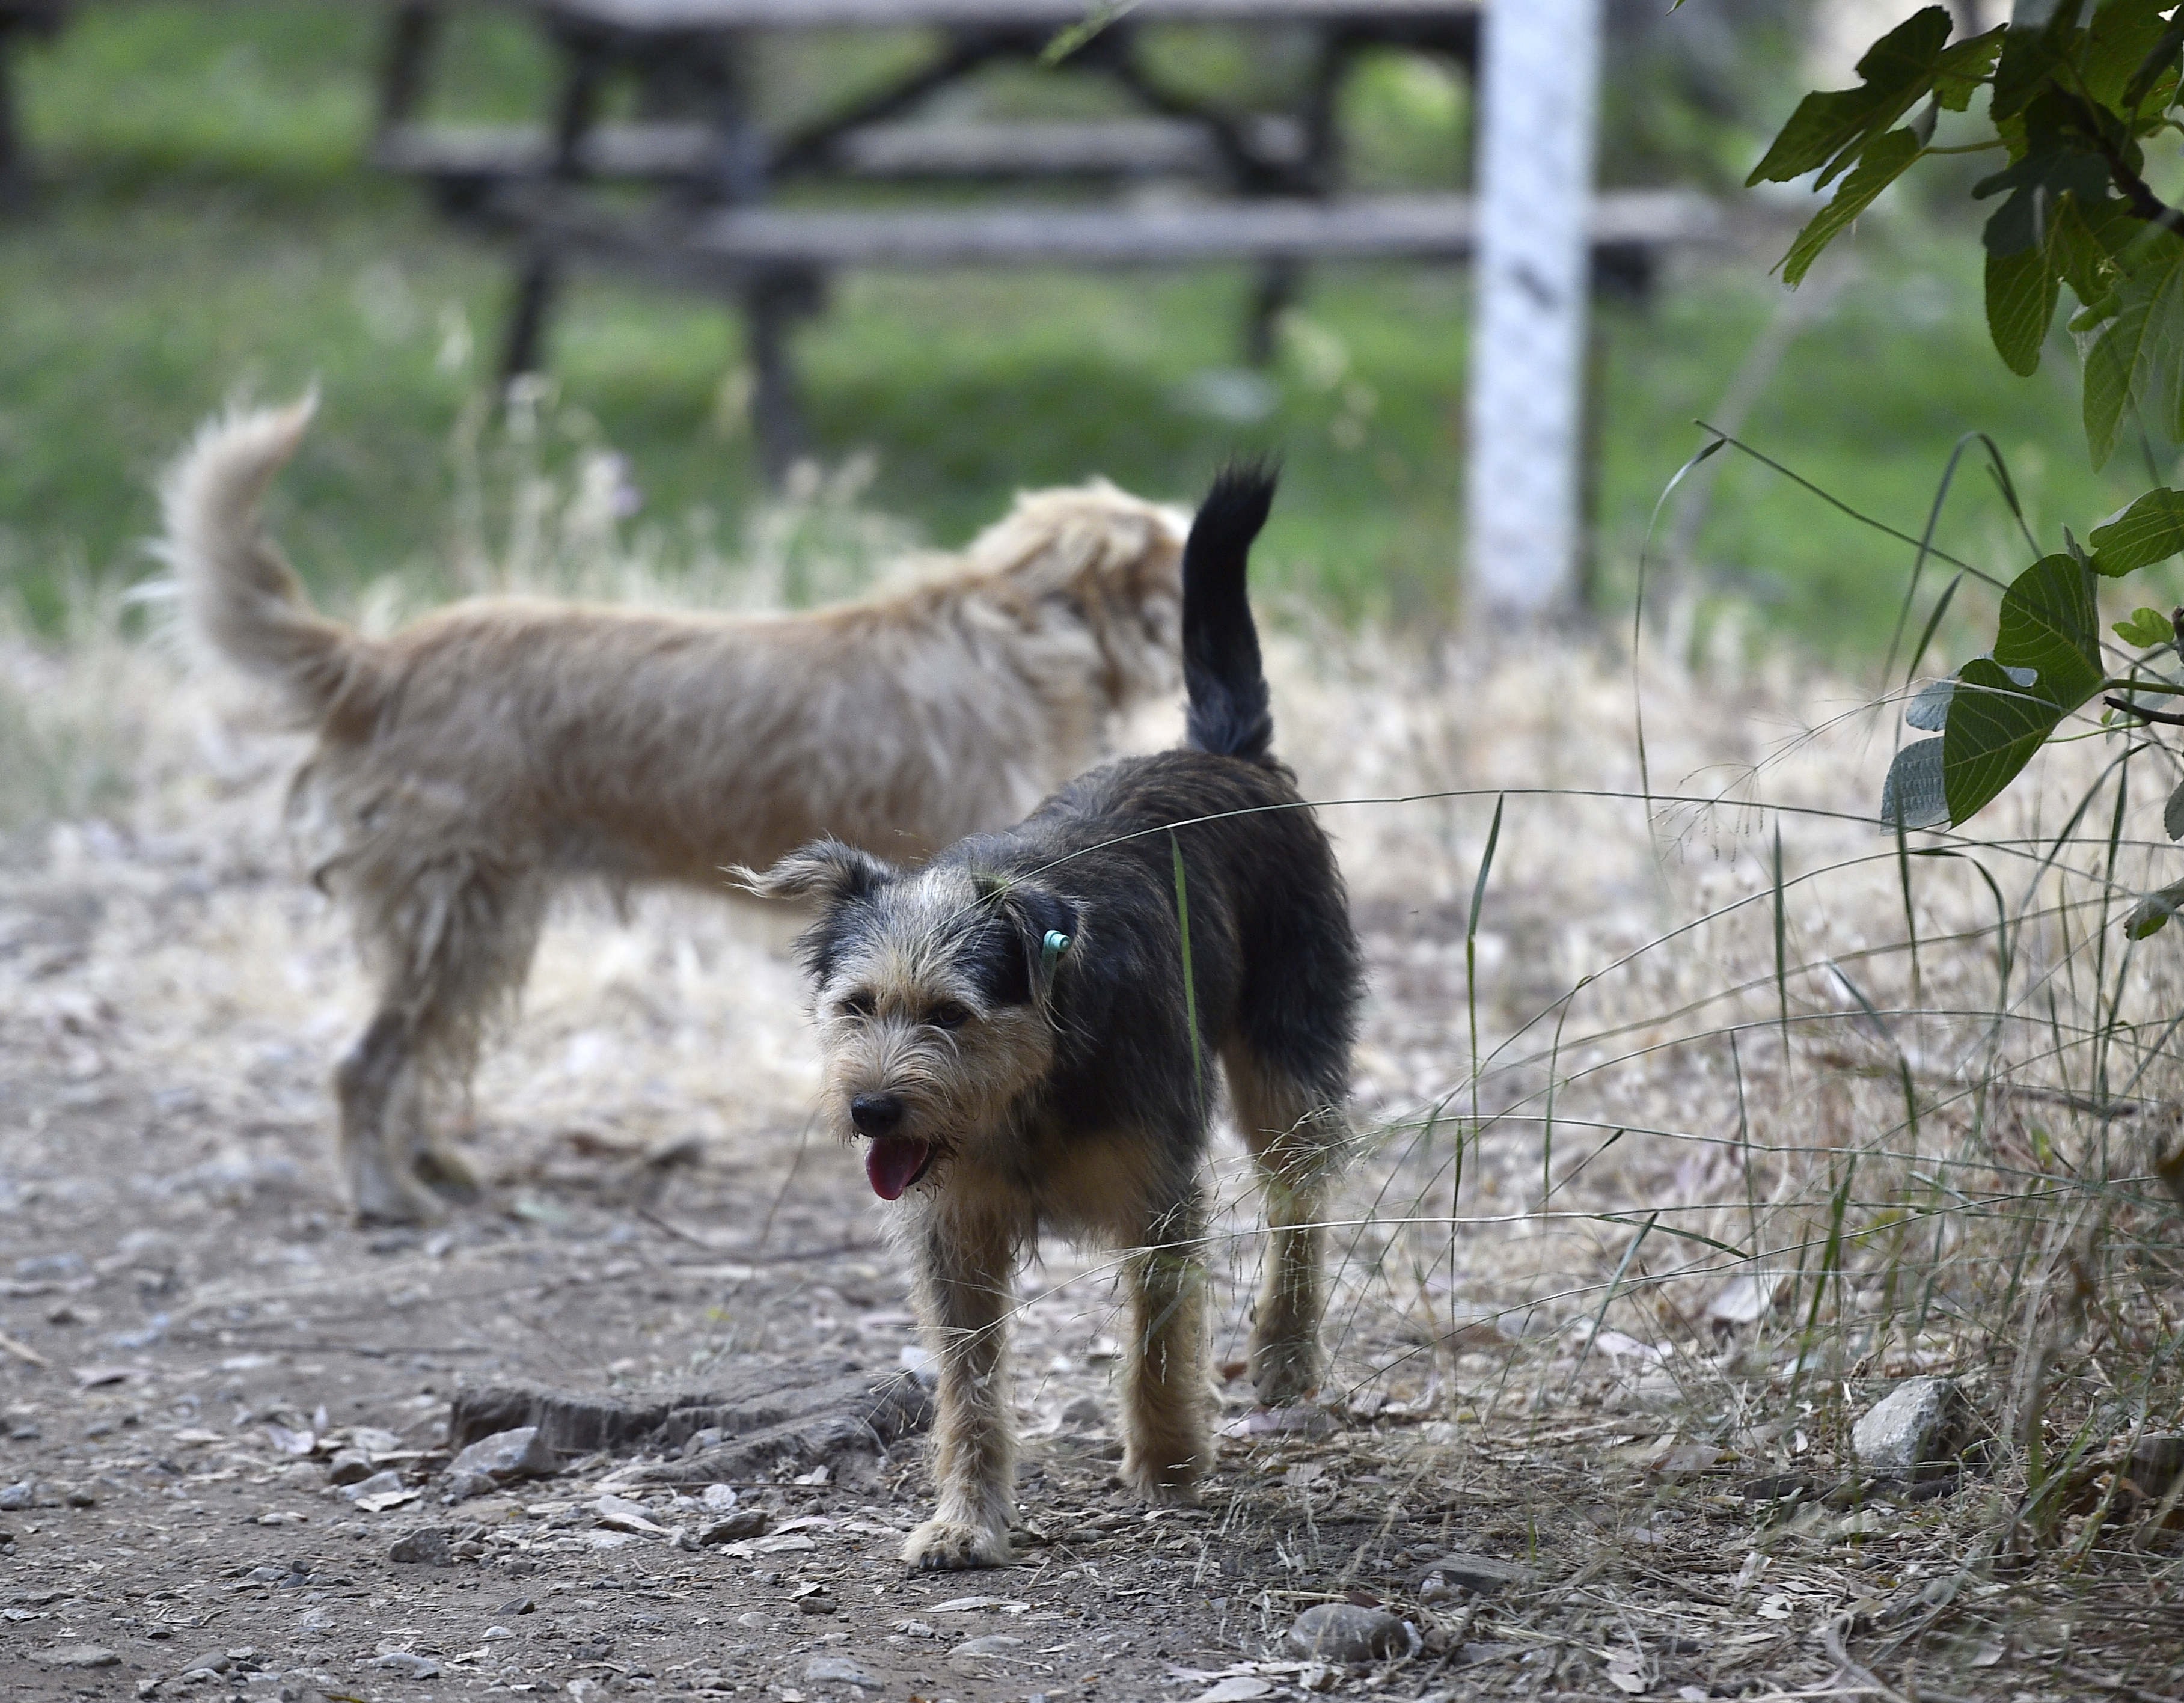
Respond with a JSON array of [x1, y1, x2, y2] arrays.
[[1466, 0, 1605, 618]]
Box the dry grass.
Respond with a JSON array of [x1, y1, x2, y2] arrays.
[[4, 438, 2182, 1698]]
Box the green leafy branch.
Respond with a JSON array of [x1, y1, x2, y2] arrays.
[[1751, 4, 2184, 836]]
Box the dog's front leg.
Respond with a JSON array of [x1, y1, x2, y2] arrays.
[[1121, 1180, 1209, 1503], [904, 1206, 1018, 1570], [334, 1010, 444, 1226]]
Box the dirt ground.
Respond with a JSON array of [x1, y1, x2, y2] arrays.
[[4, 631, 2180, 1703]]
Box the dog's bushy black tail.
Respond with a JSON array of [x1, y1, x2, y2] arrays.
[[1181, 462, 1276, 762]]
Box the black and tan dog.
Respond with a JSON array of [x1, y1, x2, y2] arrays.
[[745, 467, 1362, 1570]]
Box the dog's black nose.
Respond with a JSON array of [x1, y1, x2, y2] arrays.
[[851, 1094, 904, 1137]]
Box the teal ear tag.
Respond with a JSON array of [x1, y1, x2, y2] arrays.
[[1040, 929, 1071, 975]]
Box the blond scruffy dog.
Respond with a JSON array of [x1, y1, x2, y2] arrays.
[[747, 468, 1361, 1568], [163, 394, 1187, 1226]]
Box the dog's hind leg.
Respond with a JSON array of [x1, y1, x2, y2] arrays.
[[903, 1205, 1019, 1570], [337, 857, 546, 1225], [1227, 1050, 1349, 1407], [1121, 1174, 1210, 1503], [334, 1008, 444, 1226]]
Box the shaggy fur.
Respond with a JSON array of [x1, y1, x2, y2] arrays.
[[747, 468, 1362, 1570], [163, 394, 1187, 1225]]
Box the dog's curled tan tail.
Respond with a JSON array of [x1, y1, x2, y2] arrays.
[[161, 392, 376, 726]]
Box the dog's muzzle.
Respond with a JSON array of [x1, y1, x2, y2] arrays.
[[851, 1093, 932, 1200]]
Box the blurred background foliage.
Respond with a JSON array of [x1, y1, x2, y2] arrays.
[[0, 0, 2167, 653]]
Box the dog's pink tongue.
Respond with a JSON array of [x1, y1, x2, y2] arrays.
[[865, 1137, 931, 1201]]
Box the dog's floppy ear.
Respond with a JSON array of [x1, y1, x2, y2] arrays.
[[732, 840, 895, 907], [976, 875, 1082, 1002]]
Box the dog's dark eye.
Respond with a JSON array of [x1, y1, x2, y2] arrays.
[[838, 991, 877, 1020], [926, 1001, 973, 1031]]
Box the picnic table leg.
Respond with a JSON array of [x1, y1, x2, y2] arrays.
[[0, 23, 22, 205], [1244, 260, 1300, 367], [498, 31, 611, 382], [376, 2, 443, 132], [0, 10, 56, 207], [743, 270, 821, 485]]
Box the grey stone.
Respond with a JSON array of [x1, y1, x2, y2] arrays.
[[0, 1481, 34, 1511], [340, 1469, 405, 1503], [323, 1451, 373, 1487], [1285, 1603, 1411, 1663], [387, 1527, 454, 1565], [1852, 1377, 1968, 1478], [2130, 1433, 2184, 1498], [446, 1425, 557, 1488], [1413, 1551, 1534, 1598], [1060, 1395, 1103, 1430], [952, 1635, 1024, 1655], [698, 1509, 770, 1544], [34, 1643, 121, 1669], [177, 1650, 231, 1677], [372, 1651, 441, 1680], [804, 1654, 883, 1689]]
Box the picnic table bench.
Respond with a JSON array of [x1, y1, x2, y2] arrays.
[[378, 0, 1720, 474]]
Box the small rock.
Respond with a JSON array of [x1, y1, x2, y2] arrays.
[[1285, 1603, 1411, 1663], [446, 1426, 557, 1488], [700, 1482, 739, 1512], [372, 1650, 441, 1680], [594, 1494, 672, 1538], [341, 1469, 406, 1503], [1852, 1377, 1968, 1479], [804, 1654, 882, 1689], [0, 1481, 34, 1511], [323, 1451, 373, 1487], [387, 1527, 454, 1566], [950, 1634, 1025, 1674], [177, 1651, 231, 1677], [2130, 1434, 2184, 1498], [1060, 1395, 1103, 1430], [699, 1509, 770, 1544], [499, 1596, 536, 1616], [1413, 1551, 1534, 1598], [795, 1591, 837, 1616], [34, 1643, 121, 1669], [483, 1625, 515, 1640]]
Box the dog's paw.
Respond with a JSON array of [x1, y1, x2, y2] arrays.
[[1248, 1336, 1320, 1408], [412, 1143, 482, 1202], [1120, 1449, 1201, 1506], [350, 1167, 447, 1228], [901, 1519, 1012, 1571]]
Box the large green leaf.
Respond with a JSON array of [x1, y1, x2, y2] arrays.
[[2046, 191, 2115, 306], [2084, 0, 2173, 111], [1782, 129, 1926, 286], [1935, 552, 2105, 824], [1994, 1, 2085, 121], [2082, 242, 2184, 465], [1934, 26, 2010, 108], [1993, 550, 2103, 697], [2090, 486, 2184, 573], [1986, 242, 2061, 372], [1748, 7, 1953, 186], [1942, 656, 2073, 822]]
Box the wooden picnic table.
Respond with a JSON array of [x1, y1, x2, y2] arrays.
[[379, 0, 1708, 477], [0, 1, 67, 199]]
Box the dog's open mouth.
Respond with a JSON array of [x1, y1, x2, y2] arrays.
[[864, 1136, 934, 1200]]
